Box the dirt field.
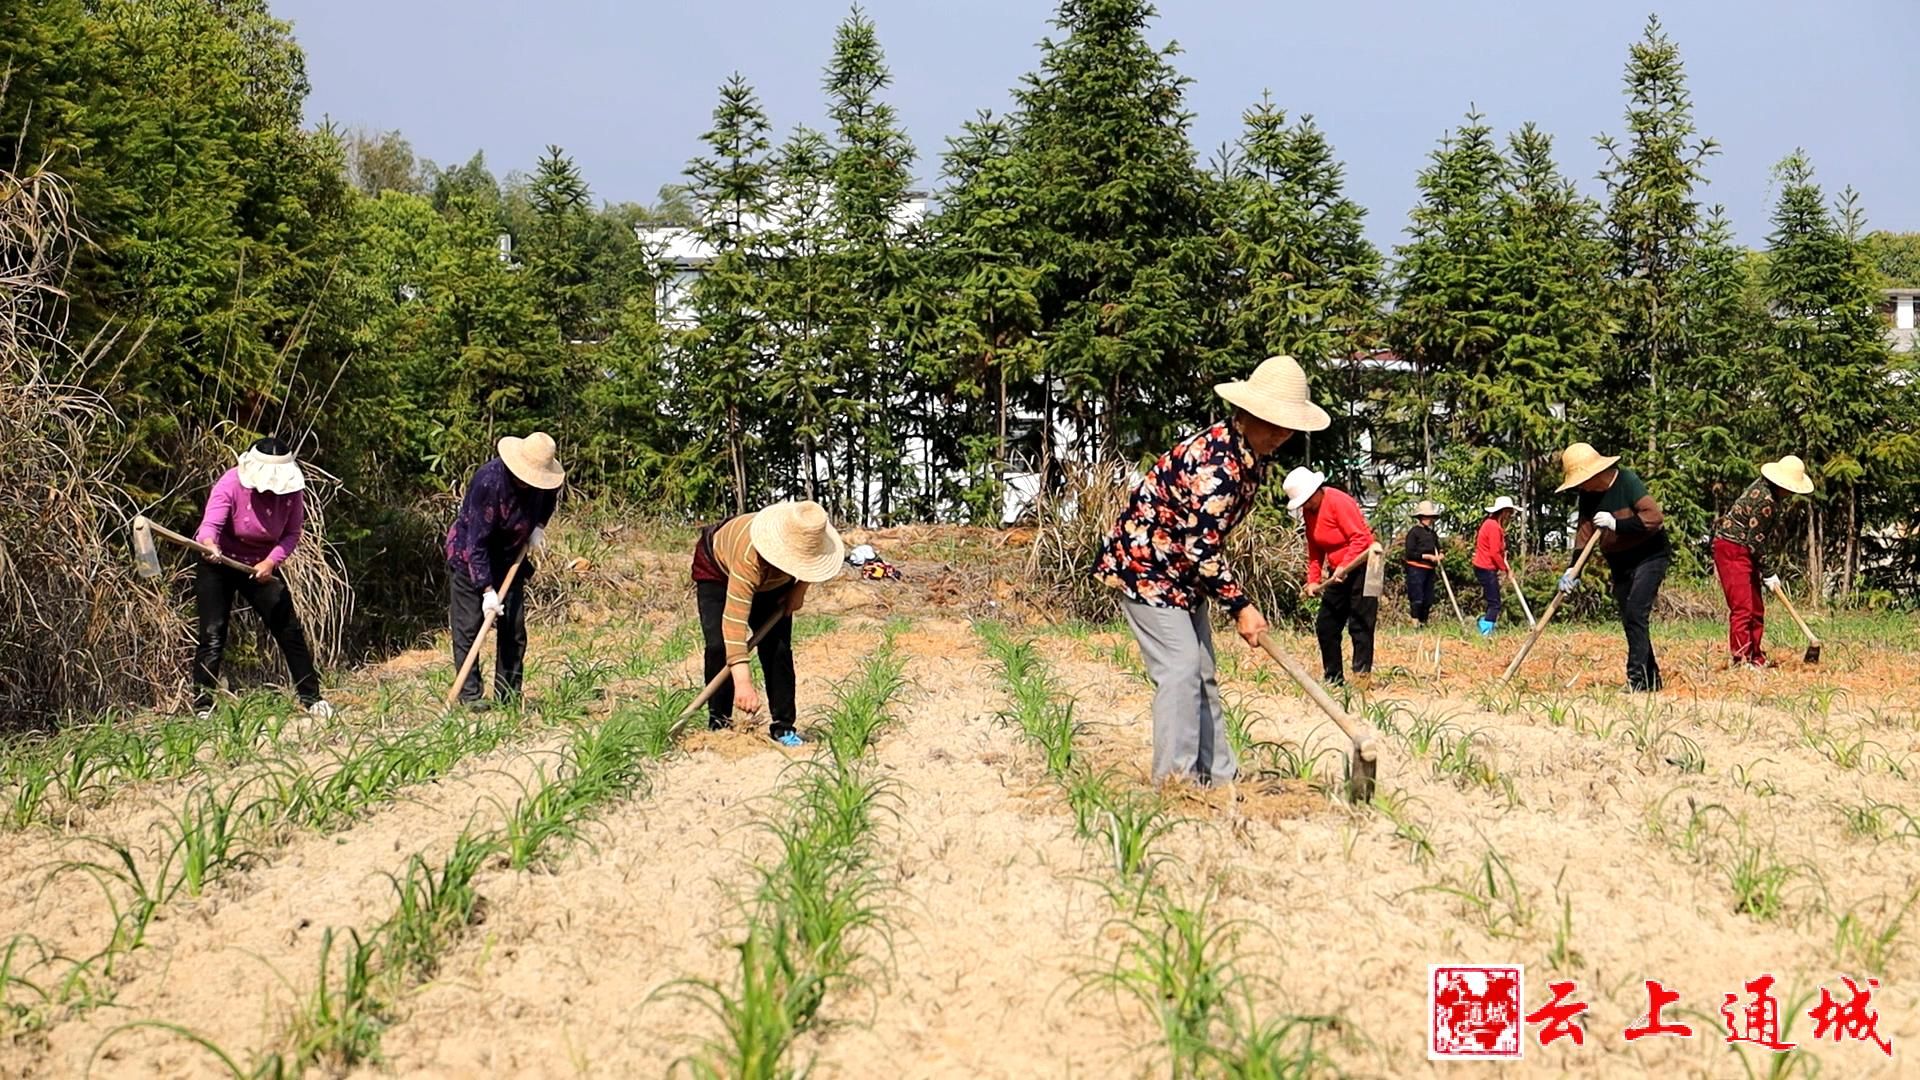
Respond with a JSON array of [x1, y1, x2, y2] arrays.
[[2, 528, 1917, 1078]]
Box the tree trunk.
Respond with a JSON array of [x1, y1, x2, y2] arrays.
[[803, 435, 818, 503], [728, 403, 746, 516], [1807, 507, 1825, 606], [1844, 485, 1858, 600]]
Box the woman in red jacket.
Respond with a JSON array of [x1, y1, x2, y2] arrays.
[[1285, 467, 1376, 687], [1472, 497, 1517, 637]]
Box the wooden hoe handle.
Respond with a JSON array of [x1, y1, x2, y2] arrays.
[[1254, 632, 1378, 763], [1500, 530, 1603, 684], [1768, 580, 1821, 646], [139, 516, 260, 575], [674, 612, 794, 729], [445, 551, 530, 708]]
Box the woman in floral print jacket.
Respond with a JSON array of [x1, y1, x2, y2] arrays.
[[1092, 355, 1330, 785]]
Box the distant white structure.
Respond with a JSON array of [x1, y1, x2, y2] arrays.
[[637, 191, 930, 327], [1883, 287, 1918, 353]]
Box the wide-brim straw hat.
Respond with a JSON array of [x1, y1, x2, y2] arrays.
[[750, 500, 846, 583], [1214, 355, 1332, 433], [1413, 500, 1442, 519], [236, 448, 305, 495], [1487, 496, 1518, 515], [1761, 454, 1814, 495], [1282, 466, 1327, 511], [1555, 442, 1620, 492], [499, 431, 566, 490]]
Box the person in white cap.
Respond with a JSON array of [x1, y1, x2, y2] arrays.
[[1712, 455, 1814, 667], [445, 432, 565, 705], [1472, 497, 1518, 637], [1556, 443, 1668, 691], [691, 500, 845, 747], [1286, 466, 1378, 687], [191, 437, 331, 718], [1402, 500, 1444, 626], [1093, 355, 1330, 785]]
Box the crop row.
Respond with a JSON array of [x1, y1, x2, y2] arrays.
[[975, 622, 1336, 1078], [666, 634, 908, 1079]]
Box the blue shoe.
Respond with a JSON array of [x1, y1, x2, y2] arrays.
[[773, 731, 805, 748], [1477, 618, 1496, 637]]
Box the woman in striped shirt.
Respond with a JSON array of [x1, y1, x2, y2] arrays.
[[690, 500, 845, 746]]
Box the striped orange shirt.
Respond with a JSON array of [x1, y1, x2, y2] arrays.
[[701, 514, 794, 666]]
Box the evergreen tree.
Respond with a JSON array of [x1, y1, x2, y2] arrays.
[[763, 127, 843, 505], [524, 145, 596, 342], [1389, 111, 1505, 477], [1486, 123, 1611, 546], [682, 74, 775, 513], [1759, 154, 1895, 595], [1215, 94, 1381, 481], [1010, 0, 1210, 459], [1596, 14, 1717, 465], [824, 6, 920, 522]]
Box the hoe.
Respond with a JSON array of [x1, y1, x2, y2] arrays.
[[1255, 632, 1380, 803], [1767, 579, 1822, 665], [446, 549, 530, 708], [1500, 531, 1603, 684], [670, 613, 793, 737], [130, 514, 258, 578]]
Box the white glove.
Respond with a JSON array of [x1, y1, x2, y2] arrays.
[[1591, 511, 1618, 532], [529, 527, 546, 551], [482, 588, 502, 617], [1763, 575, 1782, 592], [1558, 570, 1579, 594]]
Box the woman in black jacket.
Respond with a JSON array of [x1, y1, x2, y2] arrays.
[[1403, 500, 1444, 626]]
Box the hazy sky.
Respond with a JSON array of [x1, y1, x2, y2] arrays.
[[275, 0, 1918, 249]]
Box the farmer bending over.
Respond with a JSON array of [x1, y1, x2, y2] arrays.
[[1556, 443, 1668, 692], [1287, 467, 1378, 688], [445, 432, 564, 706], [1712, 455, 1812, 667], [692, 500, 845, 747], [1093, 355, 1330, 786], [192, 437, 332, 719]]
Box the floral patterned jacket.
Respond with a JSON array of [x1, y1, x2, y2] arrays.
[[1092, 421, 1266, 615]]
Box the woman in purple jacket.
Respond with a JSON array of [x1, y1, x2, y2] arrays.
[[192, 438, 332, 718]]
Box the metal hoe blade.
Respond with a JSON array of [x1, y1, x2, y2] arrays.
[[130, 516, 162, 580]]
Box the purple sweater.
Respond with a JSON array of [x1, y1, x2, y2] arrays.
[[195, 468, 305, 566]]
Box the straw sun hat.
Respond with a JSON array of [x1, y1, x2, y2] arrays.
[[1282, 466, 1327, 511], [750, 500, 846, 583], [1555, 442, 1620, 492], [236, 439, 305, 495], [1413, 500, 1443, 519], [499, 432, 567, 490], [1215, 355, 1332, 433], [1761, 454, 1815, 495]]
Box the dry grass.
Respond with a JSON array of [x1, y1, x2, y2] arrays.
[[0, 164, 348, 729], [1026, 459, 1307, 624]]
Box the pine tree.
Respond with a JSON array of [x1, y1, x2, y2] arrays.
[[1759, 153, 1895, 596], [762, 126, 843, 505], [682, 74, 775, 513], [1485, 123, 1612, 546], [525, 145, 596, 342], [1390, 111, 1505, 477], [1215, 94, 1381, 481], [1010, 0, 1210, 460], [824, 6, 919, 522], [1596, 14, 1718, 466]]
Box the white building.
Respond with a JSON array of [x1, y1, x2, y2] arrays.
[[1883, 287, 1918, 353], [636, 191, 930, 327]]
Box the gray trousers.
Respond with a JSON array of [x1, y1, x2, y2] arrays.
[[1120, 599, 1237, 784]]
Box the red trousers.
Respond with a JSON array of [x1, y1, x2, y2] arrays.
[[1712, 537, 1766, 665]]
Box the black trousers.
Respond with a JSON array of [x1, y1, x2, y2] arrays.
[[450, 563, 531, 703], [193, 561, 321, 707], [1315, 575, 1377, 684], [1609, 551, 1669, 692], [1475, 567, 1503, 624], [1405, 565, 1435, 623], [696, 580, 796, 737]]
